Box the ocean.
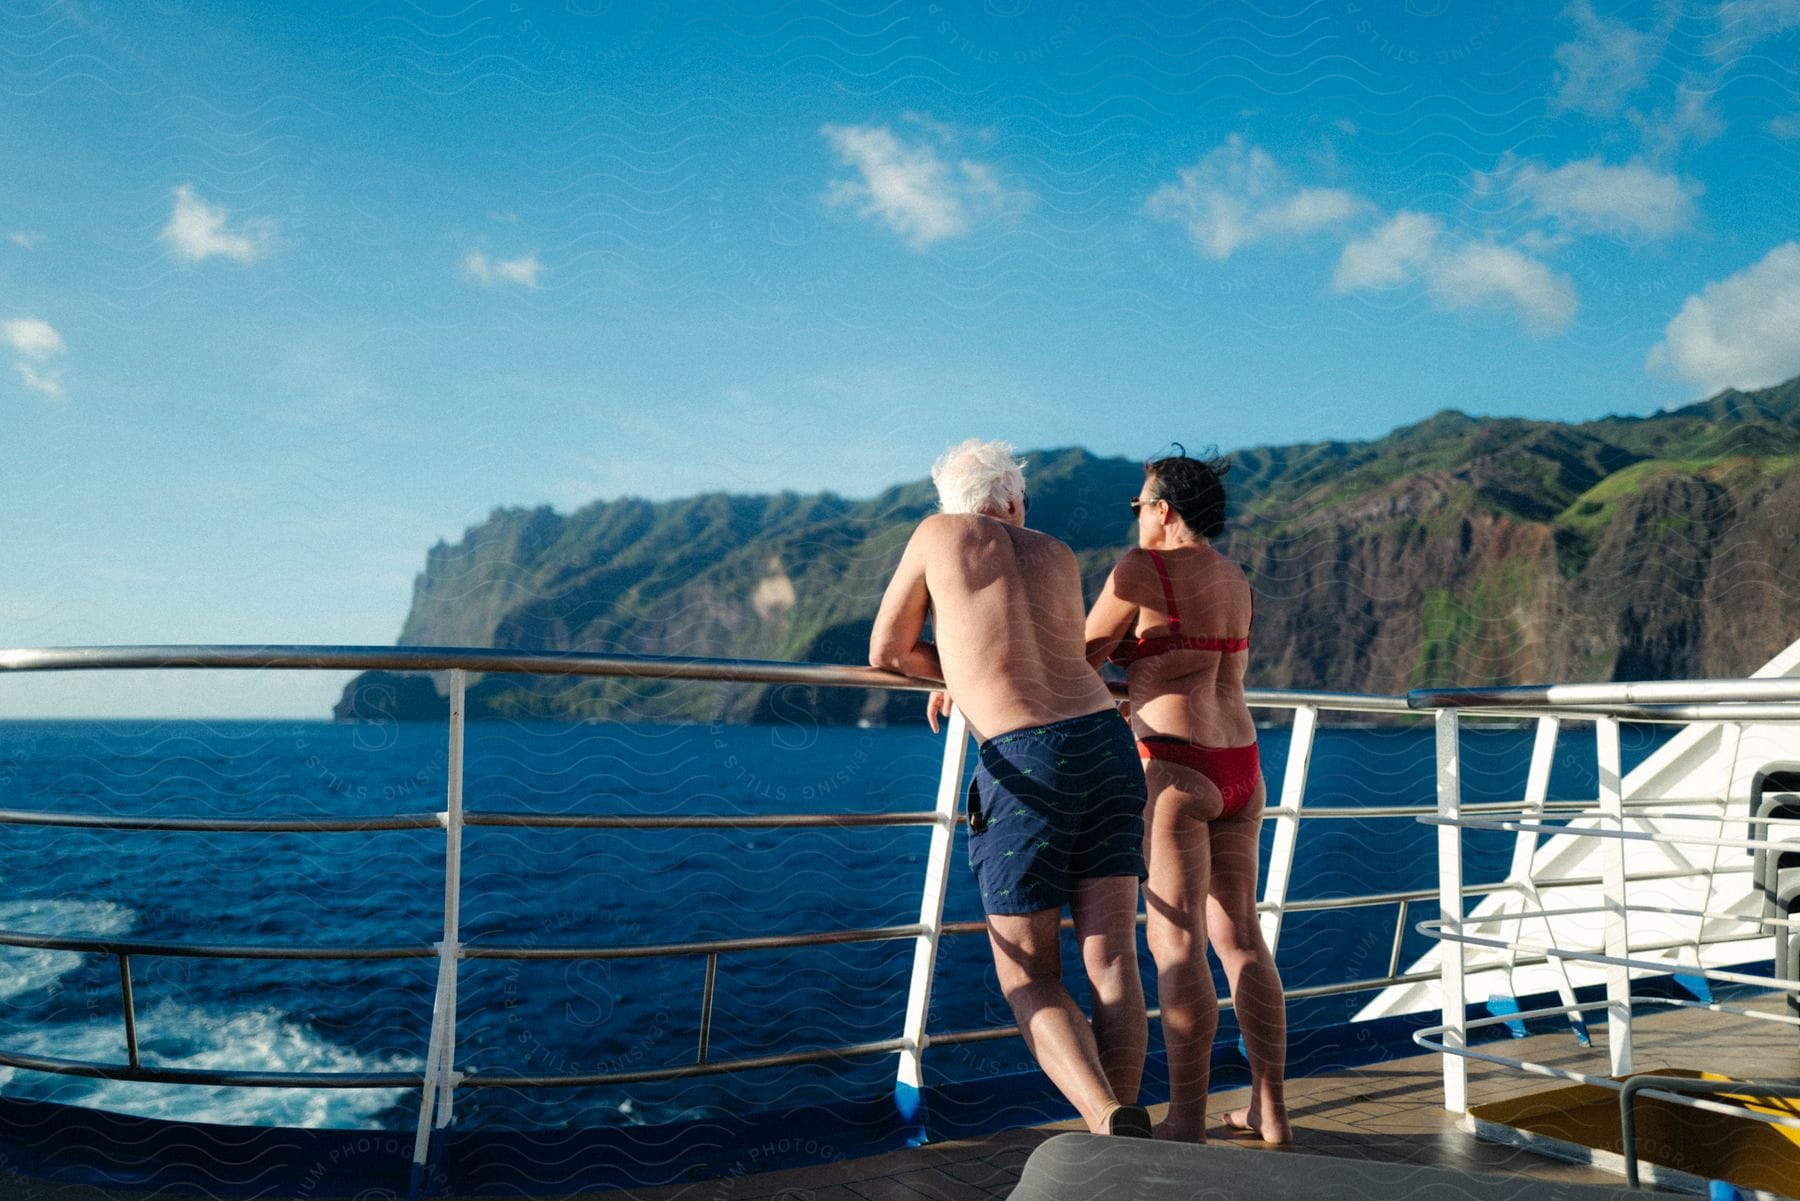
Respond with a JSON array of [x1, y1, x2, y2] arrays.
[[0, 714, 1673, 1132]]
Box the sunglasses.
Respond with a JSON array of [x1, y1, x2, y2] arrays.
[[1129, 496, 1161, 514]]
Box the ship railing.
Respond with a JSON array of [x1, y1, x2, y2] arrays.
[[1407, 677, 1800, 1163], [0, 647, 1775, 1173]]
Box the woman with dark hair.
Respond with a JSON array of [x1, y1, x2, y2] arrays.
[[1084, 448, 1289, 1144]]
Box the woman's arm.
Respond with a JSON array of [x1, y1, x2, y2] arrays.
[[1084, 558, 1139, 670]]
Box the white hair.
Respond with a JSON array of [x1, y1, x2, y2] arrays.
[[931, 438, 1025, 516]]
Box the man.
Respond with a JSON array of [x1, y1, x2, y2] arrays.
[[869, 438, 1151, 1137]]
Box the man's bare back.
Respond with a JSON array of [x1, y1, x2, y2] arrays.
[[867, 439, 1150, 1138], [868, 511, 1115, 741]]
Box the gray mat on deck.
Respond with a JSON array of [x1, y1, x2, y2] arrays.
[[1008, 1134, 1649, 1200]]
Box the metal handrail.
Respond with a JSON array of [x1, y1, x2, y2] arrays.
[[0, 808, 441, 833], [0, 642, 1417, 712], [0, 645, 1412, 1118], [0, 644, 937, 689], [1620, 1075, 1800, 1188], [462, 811, 939, 829], [1411, 676, 1800, 717], [0, 794, 1747, 835], [1423, 813, 1800, 855], [0, 1048, 423, 1089], [459, 924, 927, 961], [0, 930, 434, 959], [459, 1038, 911, 1089], [8, 643, 1784, 1166]]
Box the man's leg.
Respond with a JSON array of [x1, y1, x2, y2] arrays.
[[986, 907, 1124, 1133], [1073, 874, 1147, 1105]]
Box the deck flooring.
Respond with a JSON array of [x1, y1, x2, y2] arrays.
[[615, 993, 1799, 1201], [6, 995, 1795, 1200]]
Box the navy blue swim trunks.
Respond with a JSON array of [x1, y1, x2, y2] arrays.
[[966, 708, 1147, 917]]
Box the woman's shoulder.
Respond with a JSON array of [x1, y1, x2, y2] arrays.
[[1172, 543, 1251, 594], [1109, 545, 1164, 584]]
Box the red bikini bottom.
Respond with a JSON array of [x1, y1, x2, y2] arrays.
[[1137, 737, 1262, 820]]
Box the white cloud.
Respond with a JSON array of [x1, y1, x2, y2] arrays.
[[820, 120, 1018, 251], [1332, 212, 1442, 292], [1708, 0, 1800, 57], [1633, 83, 1726, 160], [3, 317, 66, 359], [1145, 136, 1363, 260], [16, 363, 63, 398], [460, 249, 543, 288], [1334, 214, 1577, 335], [1508, 157, 1699, 241], [4, 317, 67, 399], [1647, 242, 1800, 393], [7, 231, 45, 249], [160, 183, 275, 264], [1429, 243, 1579, 336], [1553, 0, 1656, 116]]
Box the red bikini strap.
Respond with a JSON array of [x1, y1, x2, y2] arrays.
[[1146, 549, 1181, 632]]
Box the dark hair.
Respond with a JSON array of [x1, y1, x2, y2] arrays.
[[1144, 443, 1230, 538]]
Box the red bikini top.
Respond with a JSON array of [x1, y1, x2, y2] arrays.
[[1108, 549, 1251, 666]]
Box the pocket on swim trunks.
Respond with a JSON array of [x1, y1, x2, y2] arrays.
[[966, 773, 986, 834]]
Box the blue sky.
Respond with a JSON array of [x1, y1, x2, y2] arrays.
[[4, 0, 1800, 717]]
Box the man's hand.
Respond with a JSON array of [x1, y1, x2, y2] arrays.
[[926, 690, 952, 733]]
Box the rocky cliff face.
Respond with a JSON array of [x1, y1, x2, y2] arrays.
[[337, 377, 1800, 723], [1227, 457, 1799, 699]]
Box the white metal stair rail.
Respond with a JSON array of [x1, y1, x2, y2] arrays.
[[1408, 653, 1800, 1124], [1359, 636, 1800, 1028]]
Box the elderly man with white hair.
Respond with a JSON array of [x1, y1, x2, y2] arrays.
[[870, 438, 1151, 1138]]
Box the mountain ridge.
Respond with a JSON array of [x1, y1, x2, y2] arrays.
[[337, 375, 1800, 724]]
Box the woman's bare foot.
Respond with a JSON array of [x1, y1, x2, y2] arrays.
[[1222, 1106, 1291, 1145]]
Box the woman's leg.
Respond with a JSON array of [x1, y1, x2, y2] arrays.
[[1141, 763, 1217, 1141], [1208, 783, 1290, 1143]]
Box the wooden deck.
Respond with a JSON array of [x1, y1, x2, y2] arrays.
[[6, 995, 1795, 1200], [627, 993, 1797, 1201]]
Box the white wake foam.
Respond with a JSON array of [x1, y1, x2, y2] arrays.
[[0, 899, 135, 1003], [1, 984, 420, 1127]]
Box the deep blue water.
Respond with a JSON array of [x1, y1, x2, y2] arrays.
[[0, 715, 1673, 1131]]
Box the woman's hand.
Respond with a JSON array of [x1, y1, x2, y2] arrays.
[[926, 690, 953, 733]]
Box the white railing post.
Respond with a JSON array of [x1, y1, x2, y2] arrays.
[[895, 704, 970, 1130], [1508, 717, 1585, 1040], [412, 670, 467, 1197], [1259, 705, 1315, 953], [1596, 715, 1632, 1076], [1688, 723, 1744, 997], [1435, 708, 1467, 1112]]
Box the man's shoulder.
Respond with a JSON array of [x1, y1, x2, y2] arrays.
[[914, 512, 1002, 542], [1016, 525, 1076, 556], [910, 514, 1075, 559], [909, 512, 967, 547]]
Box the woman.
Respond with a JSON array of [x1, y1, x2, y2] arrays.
[[1084, 449, 1289, 1144]]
